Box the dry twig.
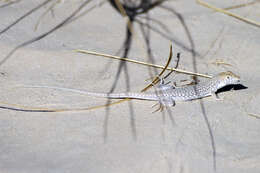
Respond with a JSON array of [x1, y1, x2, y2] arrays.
[[197, 0, 260, 28]]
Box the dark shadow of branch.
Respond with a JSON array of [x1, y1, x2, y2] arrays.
[[139, 14, 158, 78], [160, 4, 216, 172], [103, 21, 137, 142], [0, 105, 54, 112], [0, 0, 91, 67], [0, 0, 52, 35], [139, 15, 175, 133], [135, 19, 200, 56], [0, 0, 22, 8], [106, 0, 201, 144], [199, 101, 216, 171]]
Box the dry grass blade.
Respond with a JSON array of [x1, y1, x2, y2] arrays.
[[248, 113, 260, 119], [197, 0, 260, 28], [72, 43, 174, 111], [0, 45, 211, 112], [163, 52, 180, 80], [141, 43, 173, 92], [211, 59, 232, 66], [114, 0, 127, 17], [0, 44, 173, 112], [223, 1, 260, 11], [75, 49, 212, 78]]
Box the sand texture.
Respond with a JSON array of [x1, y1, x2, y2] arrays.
[[0, 0, 260, 172]]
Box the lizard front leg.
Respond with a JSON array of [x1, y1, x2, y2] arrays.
[[212, 92, 223, 100]]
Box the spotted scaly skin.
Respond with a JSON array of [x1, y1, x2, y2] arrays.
[[23, 71, 241, 107], [160, 71, 240, 101]]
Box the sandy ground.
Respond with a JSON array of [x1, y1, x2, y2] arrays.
[[0, 0, 260, 173]]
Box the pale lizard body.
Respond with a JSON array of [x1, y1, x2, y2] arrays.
[[23, 71, 240, 107]]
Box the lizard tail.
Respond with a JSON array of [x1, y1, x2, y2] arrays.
[[19, 85, 159, 101]]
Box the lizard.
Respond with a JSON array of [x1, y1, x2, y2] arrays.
[[21, 71, 240, 108]]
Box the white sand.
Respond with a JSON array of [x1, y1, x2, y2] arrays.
[[0, 0, 260, 172]]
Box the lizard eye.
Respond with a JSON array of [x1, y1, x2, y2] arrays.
[[227, 76, 230, 79]]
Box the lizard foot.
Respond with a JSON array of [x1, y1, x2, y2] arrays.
[[212, 93, 224, 101], [159, 97, 176, 107], [152, 103, 164, 113], [152, 97, 176, 113]]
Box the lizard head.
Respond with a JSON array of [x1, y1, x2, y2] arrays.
[[214, 71, 240, 89]]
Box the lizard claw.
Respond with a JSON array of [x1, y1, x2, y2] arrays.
[[152, 102, 159, 108], [212, 93, 223, 101], [152, 103, 164, 113]]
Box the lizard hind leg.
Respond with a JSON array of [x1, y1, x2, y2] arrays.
[[152, 103, 163, 113], [151, 97, 175, 113], [159, 97, 175, 107], [152, 102, 170, 113]]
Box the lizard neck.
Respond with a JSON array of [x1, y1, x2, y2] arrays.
[[205, 78, 223, 93]]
